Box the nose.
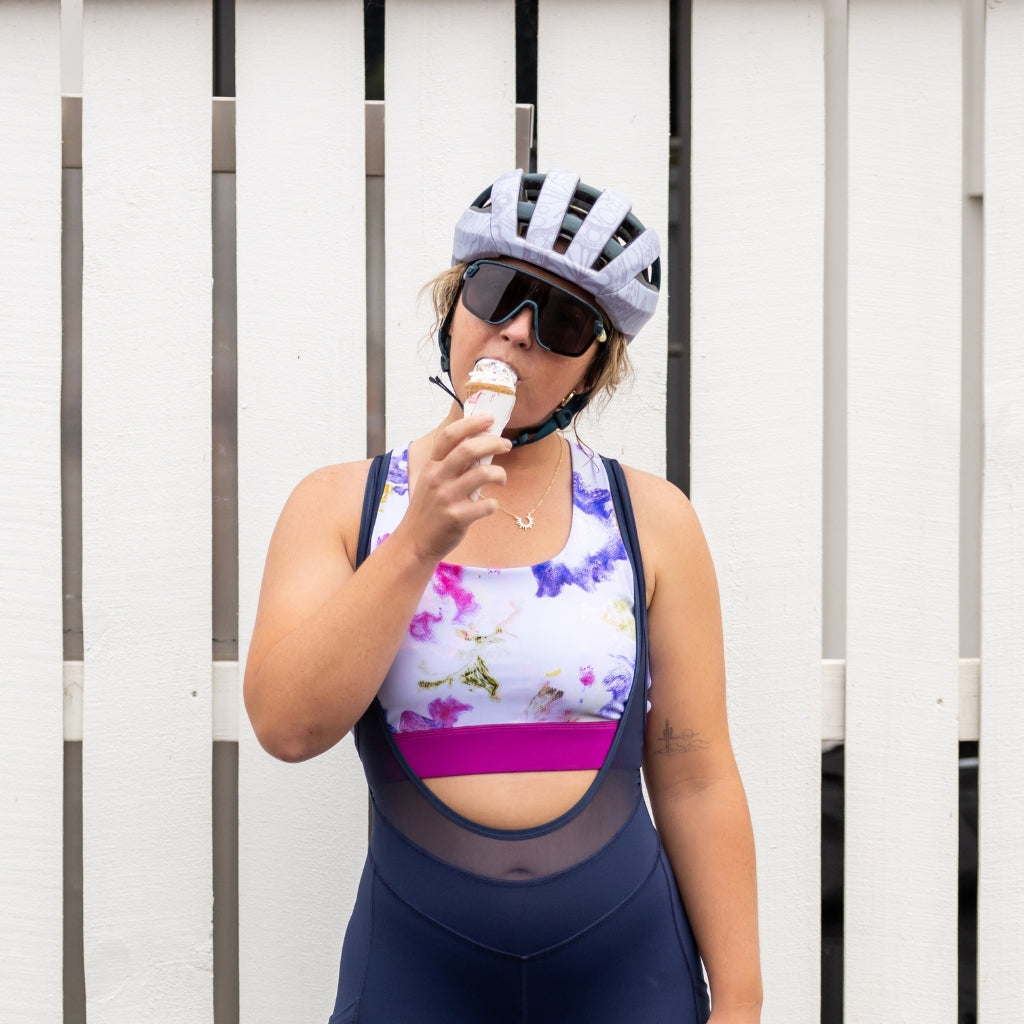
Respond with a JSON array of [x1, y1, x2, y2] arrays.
[[499, 304, 536, 347]]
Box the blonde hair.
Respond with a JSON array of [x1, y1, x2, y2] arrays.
[[423, 263, 633, 410]]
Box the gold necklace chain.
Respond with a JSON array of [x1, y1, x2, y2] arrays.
[[494, 439, 564, 531]]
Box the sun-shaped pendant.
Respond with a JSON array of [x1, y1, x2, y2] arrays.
[[513, 513, 535, 530]]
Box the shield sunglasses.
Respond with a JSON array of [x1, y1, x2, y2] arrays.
[[460, 260, 608, 357]]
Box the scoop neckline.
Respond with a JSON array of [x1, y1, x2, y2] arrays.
[[397, 437, 578, 573]]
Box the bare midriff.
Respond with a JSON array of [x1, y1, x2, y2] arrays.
[[425, 769, 599, 830]]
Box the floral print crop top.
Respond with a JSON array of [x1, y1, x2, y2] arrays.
[[371, 440, 639, 778]]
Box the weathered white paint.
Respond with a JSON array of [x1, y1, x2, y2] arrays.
[[0, 3, 64, 1017], [691, 3, 825, 1019], [536, 0, 670, 474], [979, 2, 1024, 1016], [234, 3, 368, 1021], [80, 2, 213, 1021], [383, 0, 516, 449], [845, 3, 961, 1020]]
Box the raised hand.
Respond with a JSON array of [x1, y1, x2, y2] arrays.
[[398, 414, 512, 563]]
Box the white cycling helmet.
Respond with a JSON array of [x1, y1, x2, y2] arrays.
[[452, 168, 661, 340]]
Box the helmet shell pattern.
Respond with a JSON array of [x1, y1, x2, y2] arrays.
[[452, 169, 661, 341]]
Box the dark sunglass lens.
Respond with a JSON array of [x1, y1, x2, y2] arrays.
[[536, 296, 593, 356], [463, 263, 519, 321], [462, 262, 597, 356]]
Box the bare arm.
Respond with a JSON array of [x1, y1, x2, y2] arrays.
[[244, 415, 510, 762], [629, 469, 763, 1021]]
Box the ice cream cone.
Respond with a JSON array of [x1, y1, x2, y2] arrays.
[[463, 359, 518, 498]]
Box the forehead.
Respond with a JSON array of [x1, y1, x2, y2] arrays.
[[494, 256, 598, 308]]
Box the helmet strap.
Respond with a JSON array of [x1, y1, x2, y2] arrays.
[[437, 302, 456, 376], [509, 391, 591, 448], [428, 373, 463, 408]]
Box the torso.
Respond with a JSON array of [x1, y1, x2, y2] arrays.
[[374, 433, 634, 828]]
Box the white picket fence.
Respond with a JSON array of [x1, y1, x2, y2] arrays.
[[2, 1, 1023, 1022]]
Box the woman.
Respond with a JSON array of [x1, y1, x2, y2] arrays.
[[245, 169, 762, 1023]]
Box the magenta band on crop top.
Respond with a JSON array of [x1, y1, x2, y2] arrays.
[[392, 721, 617, 779]]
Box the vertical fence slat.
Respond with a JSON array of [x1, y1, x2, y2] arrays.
[[691, 3, 824, 1019], [845, 3, 961, 1019], [383, 0, 516, 450], [979, 2, 1024, 1017], [235, 3, 367, 1021], [0, 3, 63, 1018], [80, 3, 213, 1020], [536, 0, 670, 474]]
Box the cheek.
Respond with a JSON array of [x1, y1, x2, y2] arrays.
[[445, 308, 488, 390], [448, 303, 485, 351]]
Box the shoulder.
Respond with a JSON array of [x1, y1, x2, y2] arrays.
[[274, 457, 378, 567], [616, 463, 716, 605], [619, 463, 705, 547], [284, 458, 377, 511]]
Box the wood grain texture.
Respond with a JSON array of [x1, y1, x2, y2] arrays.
[[383, 0, 516, 449], [80, 2, 213, 1020], [0, 3, 64, 1018], [690, 3, 825, 1019], [234, 3, 368, 1021], [845, 2, 961, 1019], [979, 2, 1024, 1016], [536, 0, 670, 473]]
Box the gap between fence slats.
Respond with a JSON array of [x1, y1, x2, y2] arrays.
[[0, 2, 64, 1018]]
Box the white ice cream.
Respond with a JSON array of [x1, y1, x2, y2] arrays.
[[465, 357, 519, 395]]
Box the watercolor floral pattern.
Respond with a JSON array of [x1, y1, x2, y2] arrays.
[[373, 442, 639, 735]]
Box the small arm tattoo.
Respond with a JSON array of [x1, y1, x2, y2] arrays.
[[653, 718, 709, 755]]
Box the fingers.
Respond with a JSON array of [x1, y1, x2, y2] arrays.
[[401, 416, 511, 562], [432, 413, 510, 464], [434, 416, 511, 505], [424, 422, 509, 502]]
